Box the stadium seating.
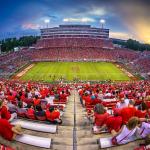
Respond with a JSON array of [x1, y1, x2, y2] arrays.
[[1, 39, 150, 79], [77, 81, 150, 121], [0, 79, 70, 123]]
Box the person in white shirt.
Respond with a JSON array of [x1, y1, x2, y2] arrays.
[[116, 98, 129, 109], [45, 94, 54, 105]]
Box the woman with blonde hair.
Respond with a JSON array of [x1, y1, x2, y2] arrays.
[[111, 117, 139, 145]]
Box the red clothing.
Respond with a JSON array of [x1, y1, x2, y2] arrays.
[[135, 110, 147, 118], [0, 144, 14, 150], [94, 112, 109, 126], [106, 116, 122, 132], [7, 95, 15, 102], [60, 94, 67, 100], [79, 89, 83, 96], [26, 108, 35, 120], [0, 106, 11, 120], [21, 95, 26, 101], [84, 96, 92, 105], [27, 108, 34, 115], [146, 101, 150, 108], [40, 89, 47, 98], [134, 145, 150, 150], [0, 119, 13, 141], [33, 99, 40, 106], [120, 107, 136, 124], [46, 110, 60, 121]]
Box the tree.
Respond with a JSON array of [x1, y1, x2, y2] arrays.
[[113, 38, 150, 51], [0, 36, 40, 52]]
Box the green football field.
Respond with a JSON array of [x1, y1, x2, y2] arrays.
[[20, 62, 131, 82]]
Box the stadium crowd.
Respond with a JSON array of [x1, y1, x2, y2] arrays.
[[0, 79, 71, 141], [77, 81, 150, 146], [1, 46, 148, 79], [0, 78, 150, 148], [35, 38, 113, 49]]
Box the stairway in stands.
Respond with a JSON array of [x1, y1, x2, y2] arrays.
[[74, 90, 99, 150], [52, 89, 100, 150], [52, 89, 74, 150]]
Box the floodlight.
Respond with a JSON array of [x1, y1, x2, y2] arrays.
[[44, 19, 50, 23], [100, 19, 106, 28], [100, 19, 105, 24], [82, 18, 88, 22], [63, 18, 69, 22], [44, 19, 50, 28]]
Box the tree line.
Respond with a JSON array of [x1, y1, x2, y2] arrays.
[[113, 39, 150, 51], [0, 36, 40, 52]]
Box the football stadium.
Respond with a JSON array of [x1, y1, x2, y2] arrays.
[[0, 0, 150, 150]]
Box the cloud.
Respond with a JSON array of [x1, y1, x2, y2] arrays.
[[63, 17, 95, 23], [110, 31, 132, 40], [1, 0, 150, 43], [73, 6, 107, 17], [22, 23, 40, 30], [113, 0, 150, 43], [89, 7, 106, 16]]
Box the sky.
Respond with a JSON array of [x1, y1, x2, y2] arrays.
[[0, 0, 150, 43]]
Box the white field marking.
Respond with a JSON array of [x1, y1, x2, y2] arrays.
[[116, 64, 134, 78], [16, 64, 35, 77]]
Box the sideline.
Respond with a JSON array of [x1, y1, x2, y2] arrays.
[[15, 64, 35, 78], [116, 64, 134, 78]]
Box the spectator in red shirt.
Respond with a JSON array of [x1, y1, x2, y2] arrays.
[[33, 95, 40, 106], [7, 93, 15, 103], [147, 107, 150, 118], [145, 96, 150, 109], [93, 114, 122, 134], [83, 93, 92, 106], [120, 100, 136, 124], [105, 115, 123, 133], [60, 91, 67, 101], [0, 100, 17, 122], [0, 100, 11, 120], [93, 104, 109, 127], [26, 104, 36, 120], [0, 118, 22, 141], [46, 106, 62, 124], [135, 102, 147, 118]]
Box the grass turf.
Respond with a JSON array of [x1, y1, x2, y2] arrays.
[[20, 62, 130, 82]]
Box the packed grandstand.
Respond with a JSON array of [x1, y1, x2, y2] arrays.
[[0, 25, 150, 80], [0, 24, 150, 150]]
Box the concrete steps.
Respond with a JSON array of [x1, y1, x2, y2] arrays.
[[51, 90, 74, 149], [74, 90, 99, 150]]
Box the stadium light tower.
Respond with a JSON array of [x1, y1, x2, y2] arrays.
[[100, 19, 105, 29], [0, 44, 2, 55], [63, 18, 69, 22], [44, 19, 50, 28]]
